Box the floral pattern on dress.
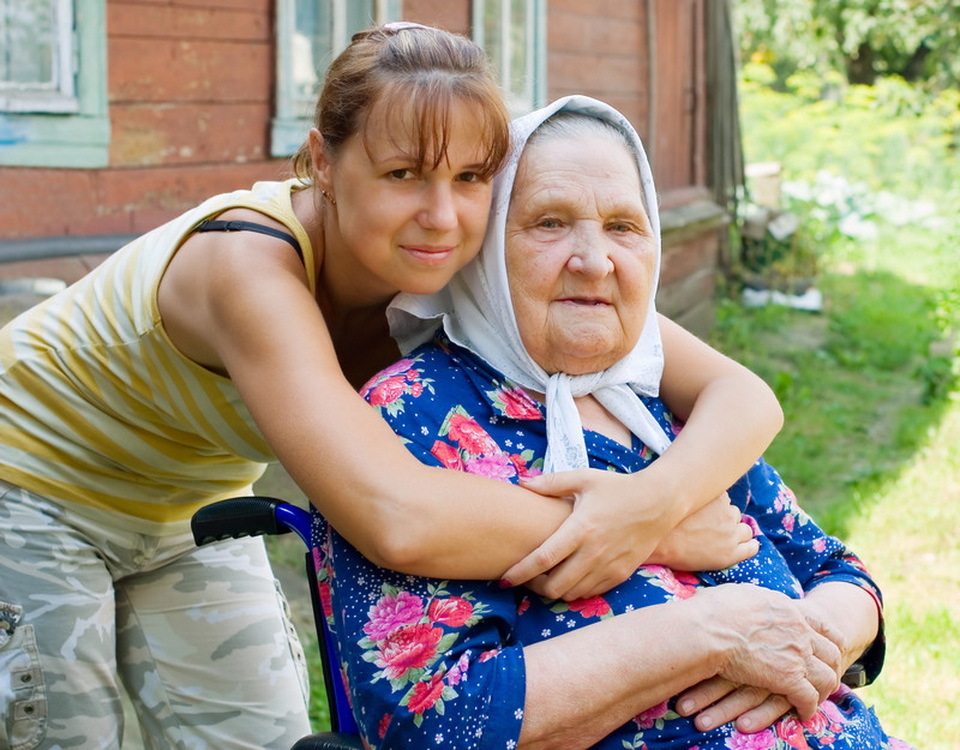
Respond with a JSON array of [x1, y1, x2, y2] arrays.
[[431, 405, 543, 481], [313, 334, 910, 750], [358, 581, 492, 727], [359, 356, 435, 417]]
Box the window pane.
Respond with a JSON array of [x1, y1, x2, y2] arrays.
[[345, 0, 376, 35], [0, 0, 55, 89], [291, 0, 332, 114], [476, 0, 542, 115], [483, 0, 503, 84], [509, 0, 527, 101]]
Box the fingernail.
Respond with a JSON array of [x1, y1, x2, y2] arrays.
[[499, 579, 513, 589], [698, 713, 713, 730], [678, 698, 693, 715]]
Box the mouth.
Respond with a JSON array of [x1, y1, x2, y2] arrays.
[[558, 297, 611, 307], [402, 245, 456, 265]]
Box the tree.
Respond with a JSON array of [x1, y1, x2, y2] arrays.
[[734, 0, 960, 90]]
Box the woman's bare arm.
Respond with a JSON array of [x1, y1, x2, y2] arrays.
[[652, 314, 784, 510], [160, 229, 569, 578], [501, 315, 783, 599], [162, 233, 781, 586]]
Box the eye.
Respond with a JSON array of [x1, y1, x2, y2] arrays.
[[456, 171, 483, 184], [387, 168, 415, 180], [538, 217, 563, 229]]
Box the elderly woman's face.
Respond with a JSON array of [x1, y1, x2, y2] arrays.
[[505, 133, 657, 375]]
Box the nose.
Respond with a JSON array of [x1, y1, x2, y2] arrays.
[[418, 182, 459, 233], [567, 223, 615, 277]]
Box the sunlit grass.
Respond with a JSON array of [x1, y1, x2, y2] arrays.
[[716, 73, 960, 747]]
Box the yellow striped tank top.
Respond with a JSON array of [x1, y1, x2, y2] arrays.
[[0, 180, 316, 534]]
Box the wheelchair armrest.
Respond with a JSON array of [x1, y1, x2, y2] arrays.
[[191, 496, 313, 547], [291, 733, 365, 750], [841, 662, 867, 688]]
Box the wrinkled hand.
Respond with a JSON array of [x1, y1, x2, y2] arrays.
[[678, 586, 863, 732], [500, 469, 676, 601], [692, 585, 843, 723], [647, 493, 758, 572], [676, 677, 792, 734]]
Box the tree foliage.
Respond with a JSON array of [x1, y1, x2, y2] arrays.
[[734, 0, 960, 90]]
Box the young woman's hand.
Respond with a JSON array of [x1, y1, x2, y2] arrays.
[[500, 470, 754, 601], [500, 469, 673, 601], [647, 492, 758, 571]]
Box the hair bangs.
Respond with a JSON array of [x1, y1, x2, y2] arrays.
[[361, 74, 509, 179]]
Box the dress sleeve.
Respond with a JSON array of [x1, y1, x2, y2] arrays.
[[325, 536, 527, 749], [730, 459, 882, 604], [729, 459, 886, 682]]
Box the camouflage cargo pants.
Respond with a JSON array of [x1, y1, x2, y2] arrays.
[[0, 481, 311, 749]]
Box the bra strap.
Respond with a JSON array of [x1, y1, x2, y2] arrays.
[[194, 219, 303, 262]]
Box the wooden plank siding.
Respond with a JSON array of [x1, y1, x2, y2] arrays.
[[0, 0, 730, 335], [0, 0, 289, 240]]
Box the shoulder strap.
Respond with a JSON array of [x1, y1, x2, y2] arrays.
[[195, 219, 304, 262]]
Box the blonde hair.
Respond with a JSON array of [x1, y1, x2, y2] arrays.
[[292, 24, 510, 182]]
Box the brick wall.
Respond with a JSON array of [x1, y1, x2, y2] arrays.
[[1, 0, 725, 335], [0, 0, 289, 241]]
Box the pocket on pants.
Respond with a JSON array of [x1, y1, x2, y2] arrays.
[[0, 602, 47, 750], [274, 579, 311, 706]]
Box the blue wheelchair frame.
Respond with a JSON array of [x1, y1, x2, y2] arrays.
[[191, 496, 362, 750], [192, 496, 871, 748]]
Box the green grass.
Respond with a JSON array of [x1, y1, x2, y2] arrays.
[[710, 73, 960, 747], [711, 242, 959, 747]]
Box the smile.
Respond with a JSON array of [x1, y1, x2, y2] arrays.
[[402, 245, 456, 265]]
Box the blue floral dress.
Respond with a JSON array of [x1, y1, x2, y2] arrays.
[[311, 335, 912, 750]]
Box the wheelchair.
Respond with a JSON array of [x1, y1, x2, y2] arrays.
[[192, 496, 871, 749], [192, 496, 362, 750]]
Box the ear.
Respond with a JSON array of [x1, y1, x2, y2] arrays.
[[308, 128, 334, 192]]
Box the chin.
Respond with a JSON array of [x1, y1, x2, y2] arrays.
[[398, 276, 454, 297]]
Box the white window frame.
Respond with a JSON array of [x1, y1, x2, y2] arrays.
[[473, 0, 547, 117], [0, 0, 108, 168], [271, 0, 402, 157]]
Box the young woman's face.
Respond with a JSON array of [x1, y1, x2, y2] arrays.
[[320, 97, 496, 302], [505, 134, 657, 375]]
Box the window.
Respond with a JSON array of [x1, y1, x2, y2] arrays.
[[271, 0, 546, 156], [1, 0, 75, 113], [271, 0, 401, 157], [0, 0, 108, 167], [473, 0, 546, 116]]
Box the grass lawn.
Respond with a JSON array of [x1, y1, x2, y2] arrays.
[[710, 227, 958, 746]]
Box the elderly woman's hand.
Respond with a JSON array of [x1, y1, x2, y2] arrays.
[[501, 472, 757, 601], [676, 580, 881, 733], [677, 584, 845, 730]]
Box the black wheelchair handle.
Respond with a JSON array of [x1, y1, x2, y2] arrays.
[[191, 496, 293, 547]]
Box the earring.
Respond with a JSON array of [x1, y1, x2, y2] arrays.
[[321, 189, 337, 206]]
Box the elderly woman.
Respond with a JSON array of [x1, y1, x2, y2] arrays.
[[312, 97, 912, 749]]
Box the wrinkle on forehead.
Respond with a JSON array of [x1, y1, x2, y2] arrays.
[[509, 138, 648, 222]]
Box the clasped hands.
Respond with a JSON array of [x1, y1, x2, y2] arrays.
[[502, 468, 844, 733]]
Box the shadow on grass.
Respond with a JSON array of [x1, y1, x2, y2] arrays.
[[712, 267, 957, 539]]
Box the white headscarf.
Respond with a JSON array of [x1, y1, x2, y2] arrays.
[[387, 95, 672, 471]]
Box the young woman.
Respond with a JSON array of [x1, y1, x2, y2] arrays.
[[1, 24, 779, 748]]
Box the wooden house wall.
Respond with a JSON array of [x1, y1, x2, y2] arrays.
[[0, 0, 725, 334]]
